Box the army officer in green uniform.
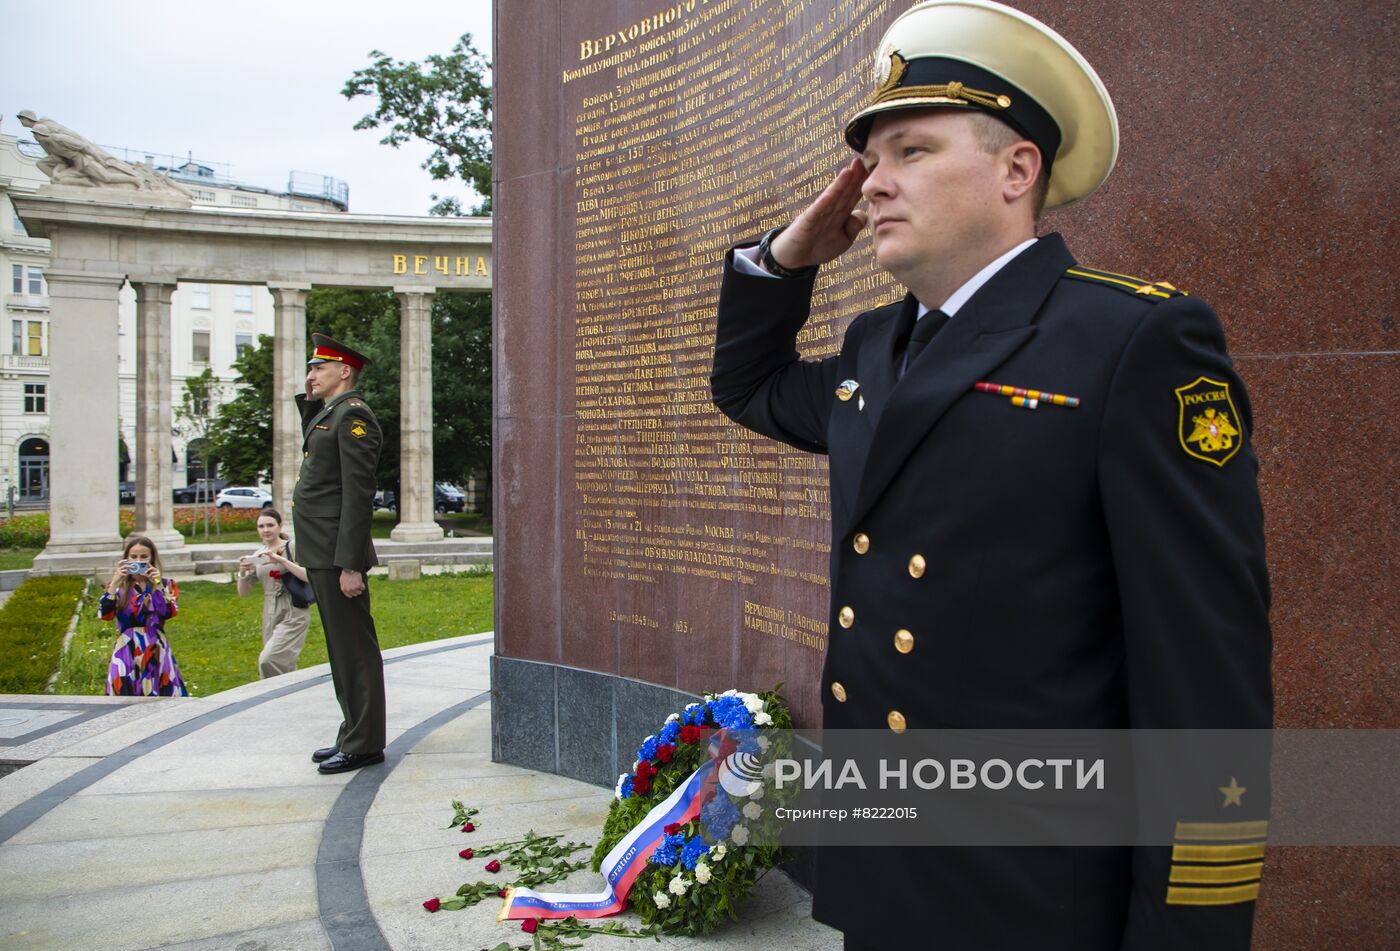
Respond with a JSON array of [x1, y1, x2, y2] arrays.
[[295, 333, 386, 774]]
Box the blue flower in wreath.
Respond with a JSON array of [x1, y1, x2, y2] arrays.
[[682, 703, 706, 726], [637, 734, 659, 763], [619, 776, 634, 799], [658, 720, 680, 746], [681, 835, 711, 870], [707, 695, 754, 731], [650, 832, 686, 868], [701, 793, 741, 840]]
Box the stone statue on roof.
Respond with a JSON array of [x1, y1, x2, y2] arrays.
[[15, 109, 193, 198]]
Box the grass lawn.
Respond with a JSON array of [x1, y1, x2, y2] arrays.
[[53, 572, 493, 697], [0, 548, 40, 570]]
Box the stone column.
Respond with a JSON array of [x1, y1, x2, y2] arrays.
[[391, 288, 443, 542], [131, 282, 183, 551], [33, 270, 126, 569], [270, 284, 310, 510]]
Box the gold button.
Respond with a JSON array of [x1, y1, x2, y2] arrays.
[[894, 629, 914, 653], [887, 710, 907, 732], [853, 533, 870, 554], [838, 606, 855, 629], [831, 682, 847, 703], [908, 554, 926, 578]]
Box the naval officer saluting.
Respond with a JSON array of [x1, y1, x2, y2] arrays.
[[295, 333, 386, 774], [711, 1, 1273, 948]]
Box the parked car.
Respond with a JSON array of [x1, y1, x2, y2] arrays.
[[118, 481, 136, 505], [215, 486, 274, 509], [434, 482, 466, 513], [173, 479, 228, 504], [373, 490, 397, 511]]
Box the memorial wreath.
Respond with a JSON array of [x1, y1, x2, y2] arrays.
[[498, 686, 794, 936]]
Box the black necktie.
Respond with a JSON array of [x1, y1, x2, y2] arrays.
[[897, 309, 949, 378]]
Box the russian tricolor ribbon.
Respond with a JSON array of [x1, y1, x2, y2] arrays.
[[498, 731, 734, 922]]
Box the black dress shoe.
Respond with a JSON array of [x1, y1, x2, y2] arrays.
[[318, 750, 386, 774], [311, 746, 339, 764]]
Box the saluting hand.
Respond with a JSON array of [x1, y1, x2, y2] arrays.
[[768, 158, 870, 270]]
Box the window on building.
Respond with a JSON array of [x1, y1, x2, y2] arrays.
[[27, 321, 43, 356], [231, 195, 258, 208], [27, 267, 43, 296], [233, 286, 253, 312], [191, 189, 216, 202], [9, 264, 20, 295], [192, 330, 211, 364], [12, 213, 25, 236], [23, 383, 46, 413], [189, 284, 211, 309], [235, 332, 253, 358], [11, 320, 20, 355]]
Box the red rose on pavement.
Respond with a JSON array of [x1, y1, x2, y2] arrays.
[[632, 774, 651, 795], [458, 848, 474, 859], [656, 744, 675, 763], [422, 898, 441, 913], [462, 822, 475, 832], [664, 822, 681, 835], [485, 859, 502, 873], [498, 888, 508, 898], [522, 919, 539, 934]]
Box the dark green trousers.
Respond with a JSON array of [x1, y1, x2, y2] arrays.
[[307, 568, 386, 754]]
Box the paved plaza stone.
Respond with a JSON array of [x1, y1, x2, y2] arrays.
[[0, 634, 838, 950]]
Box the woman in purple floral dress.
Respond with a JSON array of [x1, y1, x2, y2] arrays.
[[99, 535, 187, 697]]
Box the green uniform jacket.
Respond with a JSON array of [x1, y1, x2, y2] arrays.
[[293, 389, 381, 571]]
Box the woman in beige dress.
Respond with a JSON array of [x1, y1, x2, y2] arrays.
[[237, 508, 311, 678]]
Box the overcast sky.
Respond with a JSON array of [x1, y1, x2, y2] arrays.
[[3, 0, 493, 216]]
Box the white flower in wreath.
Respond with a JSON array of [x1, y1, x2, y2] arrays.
[[665, 712, 680, 723], [743, 802, 763, 820], [754, 711, 773, 726], [695, 862, 712, 884], [731, 825, 750, 846], [761, 762, 777, 780], [614, 772, 629, 798], [712, 842, 728, 861], [743, 694, 763, 713], [653, 890, 671, 909], [756, 734, 772, 751], [686, 702, 704, 717], [749, 785, 765, 802], [720, 688, 739, 697], [669, 875, 690, 896]]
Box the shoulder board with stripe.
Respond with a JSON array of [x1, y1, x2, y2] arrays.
[[1064, 265, 1188, 301]]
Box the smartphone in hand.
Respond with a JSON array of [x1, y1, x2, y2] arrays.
[[125, 560, 149, 576]]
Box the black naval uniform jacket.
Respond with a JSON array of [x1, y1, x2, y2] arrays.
[[711, 233, 1272, 950], [293, 389, 381, 572]]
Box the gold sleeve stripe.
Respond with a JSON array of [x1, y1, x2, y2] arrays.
[[1169, 862, 1263, 885], [1166, 882, 1261, 906], [1172, 843, 1267, 864], [1175, 820, 1269, 841]]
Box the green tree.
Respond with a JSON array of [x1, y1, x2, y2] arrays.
[[431, 292, 491, 490], [207, 335, 274, 485], [176, 368, 220, 478], [305, 289, 402, 491], [342, 33, 493, 214]]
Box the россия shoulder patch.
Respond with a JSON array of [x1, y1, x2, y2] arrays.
[[1176, 376, 1242, 467], [1065, 265, 1187, 301]]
